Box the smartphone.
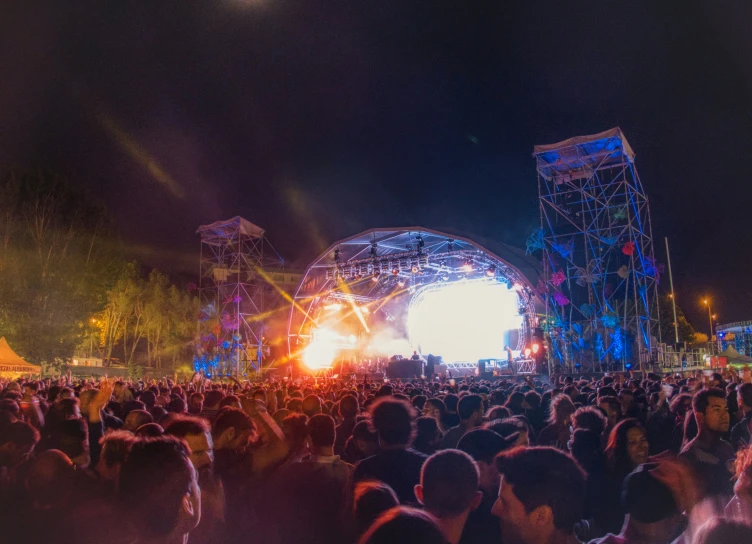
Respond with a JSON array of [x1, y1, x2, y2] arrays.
[[661, 384, 673, 397], [449, 379, 456, 387]]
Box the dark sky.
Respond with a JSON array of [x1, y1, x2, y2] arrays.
[[2, 1, 751, 330]]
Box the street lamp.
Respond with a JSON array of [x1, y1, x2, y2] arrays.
[[703, 298, 714, 347]]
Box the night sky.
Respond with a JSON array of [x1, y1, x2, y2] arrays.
[[3, 1, 752, 330]]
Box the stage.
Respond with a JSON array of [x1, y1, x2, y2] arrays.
[[287, 228, 546, 377]]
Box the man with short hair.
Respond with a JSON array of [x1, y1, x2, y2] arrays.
[[423, 398, 448, 432], [302, 394, 323, 418], [492, 446, 586, 544], [353, 397, 427, 503], [200, 390, 224, 422], [590, 463, 686, 544], [164, 415, 224, 544], [265, 414, 353, 544], [95, 430, 135, 489], [0, 420, 39, 472], [731, 383, 752, 451], [679, 387, 734, 498], [456, 429, 516, 544], [123, 409, 154, 434], [415, 450, 482, 544], [598, 396, 622, 432], [440, 394, 483, 450], [119, 436, 202, 544], [335, 394, 359, 456], [188, 392, 204, 415]]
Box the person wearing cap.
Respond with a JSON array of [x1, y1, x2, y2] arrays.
[[589, 463, 687, 544]]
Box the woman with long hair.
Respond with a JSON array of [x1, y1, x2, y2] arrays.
[[597, 418, 650, 535]]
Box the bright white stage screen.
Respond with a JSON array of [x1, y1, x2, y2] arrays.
[[407, 280, 522, 363]]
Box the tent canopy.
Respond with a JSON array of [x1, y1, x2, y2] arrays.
[[719, 345, 752, 364], [197, 216, 265, 242], [0, 337, 41, 374], [533, 127, 635, 182]]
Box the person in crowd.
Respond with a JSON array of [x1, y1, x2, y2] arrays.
[[572, 405, 608, 438], [599, 418, 650, 534], [485, 417, 529, 447], [440, 394, 483, 450], [359, 506, 449, 544], [679, 387, 734, 499], [598, 396, 622, 433], [727, 443, 752, 519], [456, 429, 513, 544], [415, 450, 482, 544], [344, 420, 380, 464], [188, 392, 204, 415], [731, 383, 752, 451], [442, 394, 461, 429], [504, 392, 527, 416], [0, 420, 39, 474], [164, 415, 224, 544], [123, 409, 154, 433], [302, 394, 323, 418], [693, 519, 752, 544], [265, 413, 353, 544], [590, 463, 686, 544], [119, 436, 201, 544], [95, 430, 135, 490], [538, 394, 575, 449], [413, 416, 442, 455], [200, 390, 224, 422], [281, 412, 310, 462], [492, 446, 586, 544], [423, 398, 449, 432], [353, 481, 399, 538], [335, 394, 359, 456], [353, 397, 427, 504]]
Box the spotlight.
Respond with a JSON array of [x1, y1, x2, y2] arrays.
[[532, 343, 540, 354], [397, 278, 405, 287], [392, 268, 399, 275], [412, 265, 420, 273], [512, 282, 524, 291], [371, 273, 380, 282], [486, 266, 496, 277], [625, 362, 633, 370], [360, 306, 370, 315], [524, 348, 532, 357], [462, 262, 473, 272]]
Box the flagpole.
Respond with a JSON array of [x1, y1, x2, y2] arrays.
[[665, 237, 679, 345]]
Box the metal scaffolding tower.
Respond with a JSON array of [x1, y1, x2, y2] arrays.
[[197, 217, 284, 377], [532, 128, 659, 371]]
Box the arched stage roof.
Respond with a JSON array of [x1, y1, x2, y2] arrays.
[[288, 227, 543, 351], [303, 226, 543, 287]]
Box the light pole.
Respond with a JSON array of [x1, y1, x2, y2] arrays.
[[703, 299, 713, 349]]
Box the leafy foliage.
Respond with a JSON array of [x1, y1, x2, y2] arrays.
[[0, 170, 122, 368], [658, 295, 698, 345]]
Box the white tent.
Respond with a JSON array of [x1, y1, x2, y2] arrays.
[[719, 345, 752, 364]]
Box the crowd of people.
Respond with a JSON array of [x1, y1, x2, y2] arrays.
[[2, 368, 752, 544]]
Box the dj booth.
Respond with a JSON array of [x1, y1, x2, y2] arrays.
[[386, 358, 423, 379]]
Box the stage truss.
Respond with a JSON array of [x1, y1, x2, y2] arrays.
[[196, 217, 284, 377], [531, 128, 659, 371], [288, 227, 543, 368]]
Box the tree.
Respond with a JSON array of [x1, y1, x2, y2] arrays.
[[0, 170, 122, 368], [658, 295, 698, 346]]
